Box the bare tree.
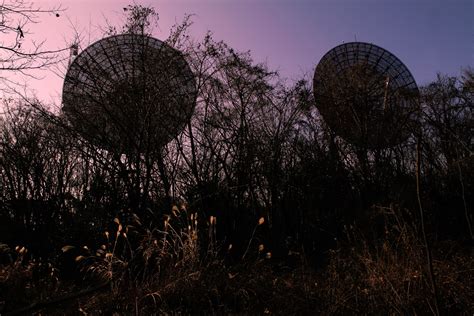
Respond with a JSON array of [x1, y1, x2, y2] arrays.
[[0, 0, 66, 88]]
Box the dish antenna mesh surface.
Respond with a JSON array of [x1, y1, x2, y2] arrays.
[[313, 42, 419, 149], [62, 34, 196, 153]]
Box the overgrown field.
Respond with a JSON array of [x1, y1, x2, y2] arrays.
[[1, 204, 473, 315]]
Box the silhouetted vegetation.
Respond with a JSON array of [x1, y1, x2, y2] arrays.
[[0, 5, 472, 315]]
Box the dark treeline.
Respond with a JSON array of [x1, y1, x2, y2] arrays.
[[0, 28, 472, 264]]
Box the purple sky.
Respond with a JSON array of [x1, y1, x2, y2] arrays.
[[12, 0, 474, 103]]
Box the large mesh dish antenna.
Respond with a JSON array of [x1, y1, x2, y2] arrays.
[[313, 42, 419, 149], [62, 34, 196, 153]]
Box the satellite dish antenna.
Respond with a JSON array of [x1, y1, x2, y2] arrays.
[[313, 42, 419, 149], [62, 34, 196, 154]]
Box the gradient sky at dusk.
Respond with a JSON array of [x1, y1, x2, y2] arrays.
[[16, 0, 474, 103]]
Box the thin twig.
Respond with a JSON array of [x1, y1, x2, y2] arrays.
[[416, 136, 440, 316]]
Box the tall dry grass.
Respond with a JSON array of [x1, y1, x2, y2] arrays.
[[0, 204, 472, 315]]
